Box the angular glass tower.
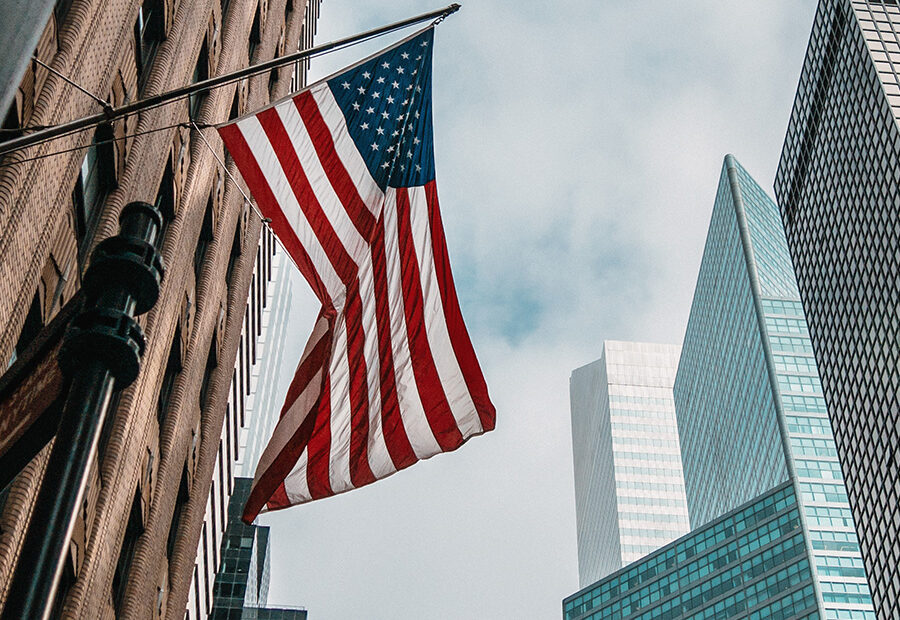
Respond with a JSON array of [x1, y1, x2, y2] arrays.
[[674, 156, 873, 618], [774, 2, 900, 615], [570, 341, 690, 587]]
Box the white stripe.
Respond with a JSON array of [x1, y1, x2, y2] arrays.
[[327, 316, 353, 494], [274, 99, 396, 477], [237, 115, 345, 305], [407, 186, 483, 437], [309, 85, 383, 215], [381, 188, 442, 458], [282, 448, 311, 504]]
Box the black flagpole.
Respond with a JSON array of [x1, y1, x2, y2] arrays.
[[0, 4, 460, 158]]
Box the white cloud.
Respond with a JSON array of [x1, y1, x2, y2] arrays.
[[258, 2, 818, 618]]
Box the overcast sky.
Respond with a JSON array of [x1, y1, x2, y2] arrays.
[[257, 2, 819, 618]]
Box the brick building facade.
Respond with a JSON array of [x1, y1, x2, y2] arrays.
[[0, 0, 318, 617]]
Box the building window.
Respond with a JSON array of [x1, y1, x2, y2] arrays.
[[157, 327, 182, 431], [198, 334, 218, 410], [225, 226, 241, 287], [54, 0, 75, 26], [2, 99, 21, 141], [248, 4, 261, 62], [112, 491, 144, 614], [194, 198, 214, 283], [189, 38, 209, 120], [166, 467, 190, 560], [73, 125, 116, 246], [9, 289, 42, 367], [134, 0, 165, 88], [155, 159, 176, 245]]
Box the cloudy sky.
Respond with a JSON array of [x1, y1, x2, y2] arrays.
[[257, 2, 819, 618]]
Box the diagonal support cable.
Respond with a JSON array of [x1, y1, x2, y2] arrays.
[[32, 56, 114, 117]]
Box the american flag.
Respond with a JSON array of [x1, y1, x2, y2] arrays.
[[218, 28, 495, 522]]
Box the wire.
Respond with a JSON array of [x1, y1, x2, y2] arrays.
[[0, 121, 210, 167]]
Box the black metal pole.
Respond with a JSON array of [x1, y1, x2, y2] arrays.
[[0, 202, 165, 620], [0, 3, 461, 157]]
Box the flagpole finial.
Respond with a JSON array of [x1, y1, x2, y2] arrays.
[[435, 4, 460, 24]]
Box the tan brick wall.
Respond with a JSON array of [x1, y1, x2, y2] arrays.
[[0, 0, 316, 617]]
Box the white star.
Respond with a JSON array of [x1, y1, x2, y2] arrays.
[[420, 41, 428, 47], [413, 136, 420, 145], [381, 62, 390, 69], [392, 81, 400, 89], [381, 111, 390, 119], [406, 84, 414, 91], [382, 161, 390, 169], [401, 52, 410, 59], [371, 91, 380, 99], [402, 99, 409, 106], [407, 150, 413, 158], [391, 130, 400, 137], [414, 110, 420, 119], [415, 164, 421, 172], [400, 164, 405, 171], [367, 107, 375, 114], [412, 69, 418, 75], [352, 102, 360, 111], [357, 86, 366, 95], [371, 142, 379, 151], [416, 55, 422, 61], [361, 122, 369, 129], [416, 85, 422, 93], [377, 76, 385, 84], [341, 81, 350, 89], [387, 145, 395, 152], [386, 95, 395, 104], [363, 71, 371, 79], [396, 114, 404, 121], [407, 124, 414, 132], [396, 66, 405, 74], [376, 127, 385, 135]]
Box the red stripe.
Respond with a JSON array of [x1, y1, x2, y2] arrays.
[[369, 213, 417, 469], [343, 284, 376, 486], [257, 107, 376, 487], [306, 373, 334, 499], [294, 90, 376, 240], [394, 188, 464, 450], [424, 181, 495, 432], [217, 123, 331, 308], [266, 482, 290, 511]]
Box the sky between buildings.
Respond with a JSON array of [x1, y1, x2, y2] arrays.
[[256, 2, 820, 618]]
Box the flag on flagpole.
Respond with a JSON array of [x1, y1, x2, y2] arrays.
[[218, 27, 495, 523]]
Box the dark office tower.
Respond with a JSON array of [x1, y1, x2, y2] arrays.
[[0, 1, 319, 617], [774, 2, 900, 616], [209, 478, 307, 619]]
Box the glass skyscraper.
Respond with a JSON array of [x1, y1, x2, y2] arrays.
[[674, 156, 873, 619], [570, 341, 690, 587], [564, 482, 822, 620], [774, 2, 900, 615]]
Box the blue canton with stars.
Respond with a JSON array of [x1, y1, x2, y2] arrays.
[[328, 29, 435, 190]]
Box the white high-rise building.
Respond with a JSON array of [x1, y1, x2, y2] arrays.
[[570, 341, 690, 587]]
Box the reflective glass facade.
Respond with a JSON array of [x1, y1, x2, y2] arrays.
[[674, 156, 873, 619], [563, 483, 819, 620], [571, 341, 690, 587], [774, 2, 900, 616]]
